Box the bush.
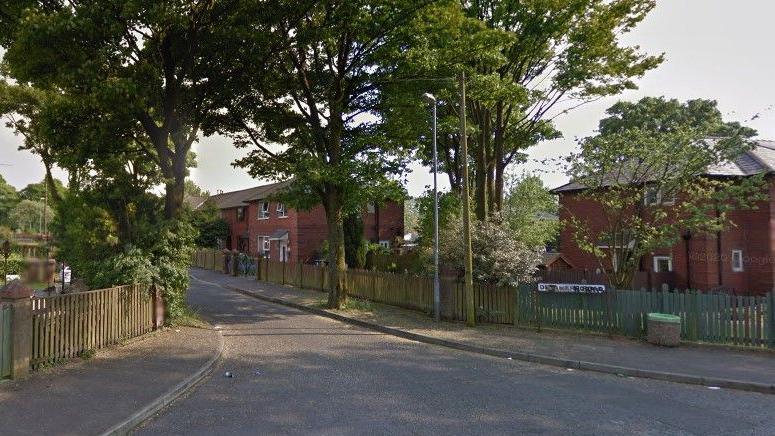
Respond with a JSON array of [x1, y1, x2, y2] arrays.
[[0, 253, 25, 278], [439, 213, 542, 287]]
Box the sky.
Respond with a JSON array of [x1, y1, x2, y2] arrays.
[[2, 0, 774, 196]]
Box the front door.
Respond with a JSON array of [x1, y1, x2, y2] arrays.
[[279, 240, 289, 262]]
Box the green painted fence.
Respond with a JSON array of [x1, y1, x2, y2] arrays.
[[0, 304, 11, 378], [192, 250, 775, 348], [516, 287, 773, 347]]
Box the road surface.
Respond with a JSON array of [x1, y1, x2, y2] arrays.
[[136, 278, 775, 435]]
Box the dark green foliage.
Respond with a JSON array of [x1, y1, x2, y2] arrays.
[[0, 174, 19, 227], [190, 202, 229, 249], [53, 188, 194, 321], [0, 253, 25, 277], [502, 174, 559, 250], [415, 189, 461, 247], [343, 214, 365, 268], [18, 179, 66, 202]]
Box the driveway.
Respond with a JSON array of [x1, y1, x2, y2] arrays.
[[136, 278, 775, 435]]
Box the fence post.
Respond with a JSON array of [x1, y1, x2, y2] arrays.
[[222, 249, 230, 274], [512, 285, 520, 327], [152, 284, 165, 330], [1, 280, 33, 379], [533, 287, 542, 332], [256, 256, 262, 281], [768, 291, 775, 349], [282, 261, 286, 285]]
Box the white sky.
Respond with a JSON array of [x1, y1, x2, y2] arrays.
[[2, 0, 774, 195]]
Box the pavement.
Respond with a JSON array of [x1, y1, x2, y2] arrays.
[[190, 268, 775, 390], [135, 271, 775, 435], [0, 325, 220, 436]]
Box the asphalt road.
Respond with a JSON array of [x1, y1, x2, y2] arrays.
[[136, 279, 775, 435]]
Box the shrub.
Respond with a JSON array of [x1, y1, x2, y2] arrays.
[[439, 213, 542, 287], [0, 253, 25, 278]]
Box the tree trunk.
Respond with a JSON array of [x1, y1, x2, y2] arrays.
[[164, 134, 189, 219], [475, 141, 488, 220], [323, 188, 347, 309], [492, 104, 505, 212], [164, 172, 186, 220], [493, 161, 506, 212]]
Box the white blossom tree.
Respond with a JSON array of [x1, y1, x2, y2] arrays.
[[440, 212, 542, 287]]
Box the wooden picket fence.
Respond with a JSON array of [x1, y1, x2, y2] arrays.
[[192, 249, 775, 348], [192, 249, 225, 271], [30, 284, 155, 368], [0, 304, 11, 378]]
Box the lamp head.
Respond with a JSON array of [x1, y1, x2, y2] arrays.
[[422, 93, 436, 104]]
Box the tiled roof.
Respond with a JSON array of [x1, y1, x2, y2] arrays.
[[553, 139, 775, 193], [184, 195, 207, 209], [207, 180, 291, 209]]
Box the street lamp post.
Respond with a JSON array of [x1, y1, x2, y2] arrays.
[[423, 93, 440, 322]]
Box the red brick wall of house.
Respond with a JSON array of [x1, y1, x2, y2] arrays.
[[296, 205, 329, 262], [245, 200, 300, 262], [363, 202, 405, 243], [223, 199, 405, 264], [221, 206, 250, 251], [558, 179, 774, 295]]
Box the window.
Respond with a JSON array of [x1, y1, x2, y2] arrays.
[[258, 236, 271, 258], [644, 186, 660, 206], [379, 240, 390, 249], [644, 186, 674, 206], [258, 201, 270, 219], [277, 203, 287, 218], [237, 207, 245, 221], [731, 250, 744, 272], [653, 256, 672, 273], [661, 190, 675, 205]]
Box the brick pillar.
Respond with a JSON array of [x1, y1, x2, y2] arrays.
[[1, 280, 33, 379]]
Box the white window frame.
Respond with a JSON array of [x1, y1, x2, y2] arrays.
[[258, 236, 271, 258], [660, 190, 675, 206], [258, 201, 270, 219], [652, 255, 673, 273], [731, 250, 744, 272], [378, 240, 390, 249], [277, 202, 288, 218], [644, 186, 675, 206]]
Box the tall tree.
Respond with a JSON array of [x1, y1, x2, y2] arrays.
[[398, 0, 662, 218], [502, 173, 559, 250], [566, 97, 763, 289], [222, 0, 426, 308], [1, 0, 255, 218], [0, 174, 19, 227]]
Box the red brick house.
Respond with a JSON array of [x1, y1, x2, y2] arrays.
[[205, 181, 404, 263], [553, 139, 775, 295]]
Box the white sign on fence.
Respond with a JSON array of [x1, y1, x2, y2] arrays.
[[538, 283, 606, 294]]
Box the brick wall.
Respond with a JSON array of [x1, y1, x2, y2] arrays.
[[363, 201, 405, 243], [224, 200, 405, 264], [558, 182, 774, 295]]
